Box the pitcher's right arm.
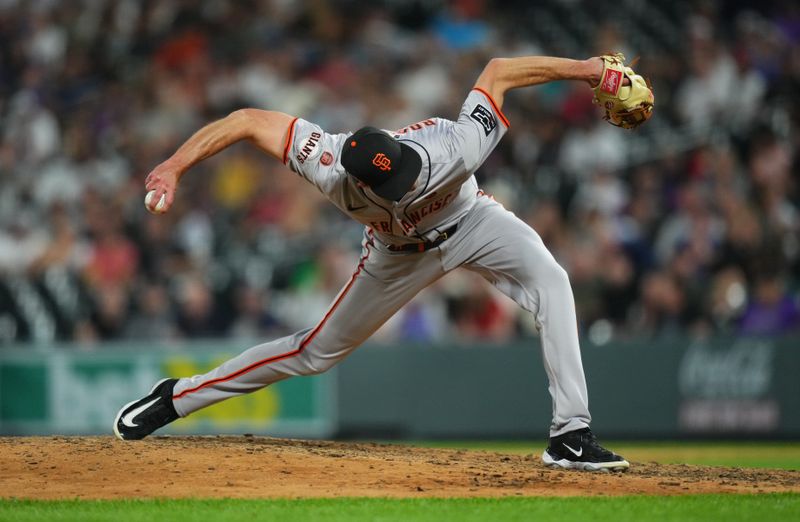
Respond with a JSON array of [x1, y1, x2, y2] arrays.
[[144, 109, 296, 213]]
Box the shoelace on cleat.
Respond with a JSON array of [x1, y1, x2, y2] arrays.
[[581, 431, 616, 458]]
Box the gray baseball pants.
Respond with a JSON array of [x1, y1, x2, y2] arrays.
[[172, 196, 591, 436]]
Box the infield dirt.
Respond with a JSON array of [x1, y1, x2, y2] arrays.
[[2, 436, 799, 499]]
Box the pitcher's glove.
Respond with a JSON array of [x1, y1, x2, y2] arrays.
[[592, 53, 654, 130]]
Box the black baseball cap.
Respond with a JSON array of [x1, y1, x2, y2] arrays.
[[341, 126, 422, 201]]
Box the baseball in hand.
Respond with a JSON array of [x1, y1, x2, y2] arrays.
[[144, 190, 167, 214]]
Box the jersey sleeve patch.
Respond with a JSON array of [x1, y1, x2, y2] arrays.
[[295, 131, 323, 165], [470, 105, 497, 136], [471, 87, 510, 128]]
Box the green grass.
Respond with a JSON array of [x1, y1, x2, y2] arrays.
[[407, 440, 800, 470], [1, 495, 799, 522]]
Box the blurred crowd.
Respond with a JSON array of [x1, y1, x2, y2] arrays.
[[0, 0, 798, 347]]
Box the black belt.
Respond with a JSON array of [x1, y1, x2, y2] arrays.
[[387, 224, 458, 252]]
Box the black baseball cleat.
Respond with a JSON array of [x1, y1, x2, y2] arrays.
[[542, 427, 630, 472], [113, 378, 179, 440]]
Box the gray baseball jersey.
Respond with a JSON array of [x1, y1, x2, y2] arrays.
[[171, 88, 591, 437], [284, 89, 506, 245]]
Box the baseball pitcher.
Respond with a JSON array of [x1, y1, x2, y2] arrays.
[[114, 53, 654, 471]]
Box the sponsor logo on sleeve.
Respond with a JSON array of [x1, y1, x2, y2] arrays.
[[600, 69, 622, 95], [296, 132, 323, 164], [470, 105, 497, 136]]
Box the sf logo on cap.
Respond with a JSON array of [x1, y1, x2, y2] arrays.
[[372, 153, 392, 171]]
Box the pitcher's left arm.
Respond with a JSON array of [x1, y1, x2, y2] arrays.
[[473, 56, 604, 108]]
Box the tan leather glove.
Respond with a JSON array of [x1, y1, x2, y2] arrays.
[[592, 53, 654, 129]]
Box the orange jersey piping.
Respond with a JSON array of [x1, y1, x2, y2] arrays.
[[282, 117, 299, 164]]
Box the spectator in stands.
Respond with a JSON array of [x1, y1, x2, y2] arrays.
[[82, 204, 139, 291], [228, 284, 283, 339], [88, 284, 130, 340], [739, 273, 800, 335], [125, 282, 178, 342], [632, 271, 688, 338], [28, 202, 78, 276], [175, 276, 222, 339]]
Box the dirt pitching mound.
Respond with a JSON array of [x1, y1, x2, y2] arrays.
[[2, 436, 799, 499]]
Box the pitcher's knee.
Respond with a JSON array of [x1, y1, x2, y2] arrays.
[[296, 342, 358, 375], [546, 263, 571, 290], [295, 354, 335, 375], [522, 257, 570, 293]]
